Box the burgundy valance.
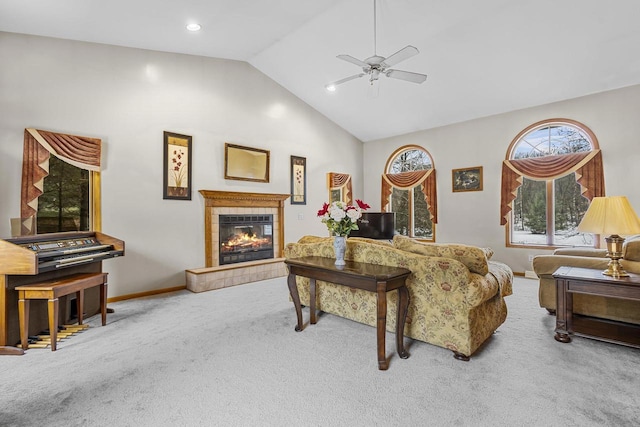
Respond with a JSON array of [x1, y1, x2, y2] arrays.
[[500, 150, 604, 225], [20, 128, 102, 234], [381, 169, 438, 223]]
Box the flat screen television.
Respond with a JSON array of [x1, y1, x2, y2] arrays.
[[350, 212, 395, 240]]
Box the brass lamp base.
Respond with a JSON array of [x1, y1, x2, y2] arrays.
[[603, 234, 628, 277], [603, 259, 629, 277]]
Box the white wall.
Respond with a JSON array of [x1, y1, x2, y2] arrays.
[[0, 32, 363, 297], [364, 84, 640, 273]]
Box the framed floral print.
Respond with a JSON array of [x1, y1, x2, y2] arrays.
[[291, 156, 306, 205], [163, 131, 192, 200]]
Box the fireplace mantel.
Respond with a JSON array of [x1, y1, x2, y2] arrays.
[[199, 190, 289, 208], [199, 190, 289, 268]]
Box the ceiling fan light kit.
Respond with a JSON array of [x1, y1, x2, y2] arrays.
[[326, 0, 427, 91]]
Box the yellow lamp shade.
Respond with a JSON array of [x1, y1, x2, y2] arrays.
[[578, 196, 640, 235]]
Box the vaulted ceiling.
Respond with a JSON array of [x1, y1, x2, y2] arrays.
[[1, 0, 639, 142]]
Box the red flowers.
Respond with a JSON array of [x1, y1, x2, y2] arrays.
[[355, 199, 370, 210], [317, 202, 330, 217], [170, 148, 186, 187], [317, 200, 370, 237]]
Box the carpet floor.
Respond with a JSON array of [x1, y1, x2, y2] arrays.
[[1, 276, 638, 427]]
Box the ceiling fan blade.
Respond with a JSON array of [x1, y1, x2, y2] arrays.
[[325, 73, 366, 90], [337, 54, 369, 68], [382, 45, 419, 68], [385, 69, 427, 84]]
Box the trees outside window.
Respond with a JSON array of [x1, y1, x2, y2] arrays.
[[37, 156, 90, 233], [385, 146, 434, 240], [507, 120, 600, 247]]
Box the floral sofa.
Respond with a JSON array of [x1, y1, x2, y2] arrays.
[[284, 235, 513, 360]]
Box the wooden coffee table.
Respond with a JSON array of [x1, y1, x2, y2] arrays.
[[285, 256, 411, 370], [553, 266, 640, 348]]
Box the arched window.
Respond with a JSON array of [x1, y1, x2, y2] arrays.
[[501, 119, 604, 247], [382, 145, 436, 240]]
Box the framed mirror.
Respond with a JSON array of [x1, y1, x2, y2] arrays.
[[224, 143, 270, 183]]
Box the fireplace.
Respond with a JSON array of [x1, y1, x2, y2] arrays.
[[185, 191, 288, 294], [219, 214, 274, 265]]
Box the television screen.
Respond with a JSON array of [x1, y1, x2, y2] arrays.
[[350, 212, 395, 240]]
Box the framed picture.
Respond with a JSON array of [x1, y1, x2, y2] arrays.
[[290, 156, 306, 205], [452, 166, 483, 192], [163, 131, 192, 200], [224, 143, 270, 183]]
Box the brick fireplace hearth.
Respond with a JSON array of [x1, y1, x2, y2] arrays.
[[185, 190, 289, 293]]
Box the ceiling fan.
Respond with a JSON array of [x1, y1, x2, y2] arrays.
[[325, 0, 427, 91]]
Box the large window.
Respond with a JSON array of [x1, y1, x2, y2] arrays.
[[383, 146, 436, 240], [21, 128, 102, 236], [503, 119, 603, 247], [37, 156, 91, 233]]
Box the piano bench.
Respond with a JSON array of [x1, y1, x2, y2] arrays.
[[15, 272, 108, 351]]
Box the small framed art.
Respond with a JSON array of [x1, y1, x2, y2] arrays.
[[452, 166, 483, 192], [224, 143, 270, 183], [163, 131, 192, 200], [290, 156, 306, 205]]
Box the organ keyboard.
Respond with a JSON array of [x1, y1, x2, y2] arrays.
[[0, 231, 124, 353]]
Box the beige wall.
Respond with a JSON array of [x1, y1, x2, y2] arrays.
[[364, 84, 640, 273], [0, 32, 363, 297]]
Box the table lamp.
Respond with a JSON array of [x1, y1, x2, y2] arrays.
[[577, 196, 640, 276]]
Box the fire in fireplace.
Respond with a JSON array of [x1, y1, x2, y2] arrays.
[[219, 214, 274, 265]]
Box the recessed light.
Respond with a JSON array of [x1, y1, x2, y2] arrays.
[[326, 84, 336, 92], [186, 23, 201, 32]]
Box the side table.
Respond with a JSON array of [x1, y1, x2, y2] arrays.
[[285, 256, 411, 370], [553, 266, 640, 348]]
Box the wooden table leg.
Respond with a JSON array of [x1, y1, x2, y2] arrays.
[[396, 286, 410, 359], [100, 282, 108, 326], [18, 291, 29, 350], [376, 281, 388, 371], [48, 298, 59, 351], [309, 278, 317, 325], [77, 289, 84, 325], [554, 278, 571, 343], [566, 290, 574, 333], [287, 273, 304, 332]]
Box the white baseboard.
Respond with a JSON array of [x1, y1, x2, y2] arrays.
[[524, 270, 538, 279]]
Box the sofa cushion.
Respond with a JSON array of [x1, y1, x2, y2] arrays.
[[553, 248, 608, 258], [393, 235, 489, 276], [482, 247, 494, 260], [623, 235, 640, 261], [297, 235, 332, 244]]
